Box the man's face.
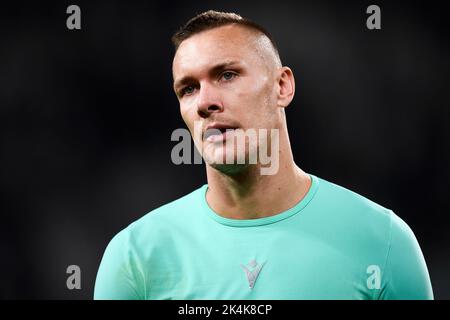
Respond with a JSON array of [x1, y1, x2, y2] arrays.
[[172, 24, 281, 172]]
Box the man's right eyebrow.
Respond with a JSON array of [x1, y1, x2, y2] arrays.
[[173, 76, 196, 91]]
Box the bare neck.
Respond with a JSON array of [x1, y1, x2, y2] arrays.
[[205, 130, 311, 220]]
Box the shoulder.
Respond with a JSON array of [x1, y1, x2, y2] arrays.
[[133, 184, 205, 227], [309, 175, 403, 251], [107, 184, 206, 250], [313, 175, 424, 259], [313, 175, 393, 224]]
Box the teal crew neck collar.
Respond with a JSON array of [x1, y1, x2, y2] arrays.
[[200, 174, 319, 227]]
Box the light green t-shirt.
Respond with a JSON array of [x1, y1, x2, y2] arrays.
[[94, 174, 433, 300]]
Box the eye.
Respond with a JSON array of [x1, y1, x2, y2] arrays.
[[221, 71, 236, 81], [181, 85, 195, 96]]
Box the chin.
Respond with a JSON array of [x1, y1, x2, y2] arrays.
[[209, 162, 250, 176], [203, 148, 254, 176], [204, 145, 249, 165]]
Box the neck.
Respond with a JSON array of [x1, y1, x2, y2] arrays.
[[205, 129, 311, 220]]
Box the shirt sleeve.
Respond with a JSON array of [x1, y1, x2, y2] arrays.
[[378, 211, 434, 300], [94, 228, 143, 300]]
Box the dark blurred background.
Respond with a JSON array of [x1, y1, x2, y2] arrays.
[[0, 0, 448, 299]]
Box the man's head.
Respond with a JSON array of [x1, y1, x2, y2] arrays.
[[172, 10, 295, 175]]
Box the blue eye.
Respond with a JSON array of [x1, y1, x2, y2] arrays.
[[222, 71, 235, 81], [182, 86, 195, 96]]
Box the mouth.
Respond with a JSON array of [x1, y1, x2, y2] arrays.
[[204, 123, 239, 142]]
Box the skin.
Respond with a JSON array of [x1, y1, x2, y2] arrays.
[[172, 24, 311, 219]]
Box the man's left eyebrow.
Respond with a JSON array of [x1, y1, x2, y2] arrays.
[[209, 60, 242, 75], [173, 60, 242, 90]]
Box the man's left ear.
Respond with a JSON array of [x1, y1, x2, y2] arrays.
[[276, 67, 295, 108]]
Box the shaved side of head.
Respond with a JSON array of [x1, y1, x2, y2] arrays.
[[244, 27, 282, 71]]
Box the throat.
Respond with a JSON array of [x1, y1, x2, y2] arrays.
[[206, 169, 311, 220]]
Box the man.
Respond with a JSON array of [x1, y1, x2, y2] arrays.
[[94, 10, 433, 299]]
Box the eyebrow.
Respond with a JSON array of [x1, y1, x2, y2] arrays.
[[173, 60, 242, 91]]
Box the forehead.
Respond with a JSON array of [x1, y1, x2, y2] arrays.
[[172, 25, 261, 79]]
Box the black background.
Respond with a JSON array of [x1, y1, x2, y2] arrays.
[[0, 0, 449, 299]]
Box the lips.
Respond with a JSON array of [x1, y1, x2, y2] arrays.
[[204, 123, 239, 142]]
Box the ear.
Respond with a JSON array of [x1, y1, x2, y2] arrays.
[[276, 67, 295, 108]]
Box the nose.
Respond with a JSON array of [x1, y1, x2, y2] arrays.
[[196, 82, 223, 118]]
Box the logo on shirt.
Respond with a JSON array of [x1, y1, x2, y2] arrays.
[[241, 259, 264, 289]]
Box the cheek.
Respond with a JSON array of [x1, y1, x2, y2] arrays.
[[179, 103, 195, 128], [241, 75, 272, 104], [179, 115, 194, 139], [179, 102, 204, 142], [236, 78, 274, 115], [245, 83, 277, 128]]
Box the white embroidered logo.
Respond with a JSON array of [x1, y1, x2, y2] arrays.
[[241, 259, 264, 289]]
